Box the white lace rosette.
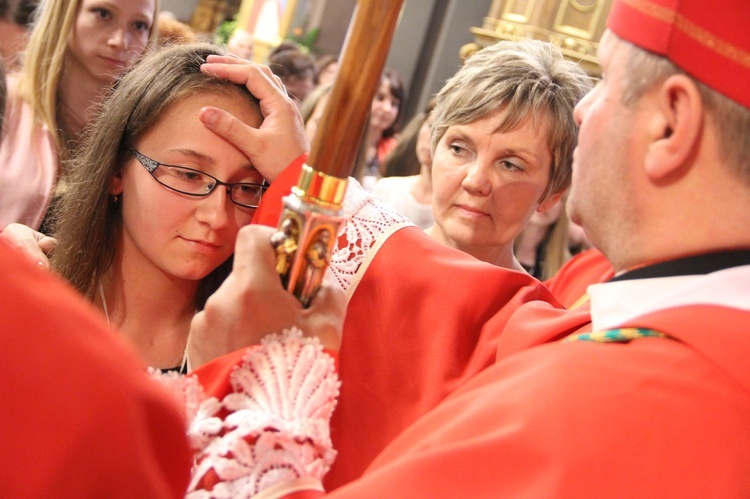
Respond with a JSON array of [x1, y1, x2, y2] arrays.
[[152, 328, 340, 498]]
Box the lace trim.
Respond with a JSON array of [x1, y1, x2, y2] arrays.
[[325, 178, 412, 293], [151, 328, 339, 498]]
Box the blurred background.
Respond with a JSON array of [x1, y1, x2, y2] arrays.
[[160, 0, 611, 125]]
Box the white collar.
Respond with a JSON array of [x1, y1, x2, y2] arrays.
[[588, 265, 750, 331]]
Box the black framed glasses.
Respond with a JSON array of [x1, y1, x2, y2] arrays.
[[130, 148, 267, 209]]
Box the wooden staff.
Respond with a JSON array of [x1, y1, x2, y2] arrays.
[[273, 0, 404, 306]]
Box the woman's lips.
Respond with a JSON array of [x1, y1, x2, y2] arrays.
[[454, 204, 488, 218]]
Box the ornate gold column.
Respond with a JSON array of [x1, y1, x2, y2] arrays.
[[462, 0, 612, 76], [190, 0, 227, 34]]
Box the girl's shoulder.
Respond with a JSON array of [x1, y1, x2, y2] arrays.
[[377, 136, 399, 159]]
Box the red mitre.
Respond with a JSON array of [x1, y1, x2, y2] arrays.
[[607, 0, 750, 110]]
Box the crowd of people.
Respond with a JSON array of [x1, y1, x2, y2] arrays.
[[1, 0, 749, 496]]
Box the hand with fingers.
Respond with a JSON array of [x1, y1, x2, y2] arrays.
[[186, 225, 345, 369], [199, 55, 309, 183], [0, 223, 57, 269]]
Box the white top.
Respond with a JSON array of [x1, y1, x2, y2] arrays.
[[372, 176, 433, 230]]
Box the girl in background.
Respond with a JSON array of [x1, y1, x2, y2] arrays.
[[372, 99, 436, 229], [0, 0, 158, 230], [356, 68, 404, 190]]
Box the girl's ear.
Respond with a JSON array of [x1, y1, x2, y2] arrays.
[[109, 173, 123, 196]]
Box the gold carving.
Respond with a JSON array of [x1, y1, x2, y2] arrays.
[[502, 0, 536, 23], [568, 0, 597, 12], [190, 0, 226, 34], [460, 43, 482, 61], [554, 0, 606, 40], [466, 0, 612, 76]]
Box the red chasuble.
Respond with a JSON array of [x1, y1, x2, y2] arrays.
[[329, 304, 750, 497], [246, 158, 600, 490], [0, 240, 191, 498]]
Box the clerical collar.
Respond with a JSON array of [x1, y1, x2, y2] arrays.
[[611, 249, 750, 282]]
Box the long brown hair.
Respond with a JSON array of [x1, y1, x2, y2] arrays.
[[51, 43, 261, 308]]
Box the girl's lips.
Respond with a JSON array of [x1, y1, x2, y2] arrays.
[[99, 56, 127, 70], [181, 237, 221, 254]]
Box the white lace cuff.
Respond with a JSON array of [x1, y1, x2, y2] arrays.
[[151, 328, 339, 498], [326, 177, 413, 293]]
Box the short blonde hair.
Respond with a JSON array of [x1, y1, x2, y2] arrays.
[[431, 39, 593, 200]]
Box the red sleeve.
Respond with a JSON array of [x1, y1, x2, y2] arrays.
[[252, 154, 307, 227], [283, 492, 324, 499], [325, 226, 559, 489]]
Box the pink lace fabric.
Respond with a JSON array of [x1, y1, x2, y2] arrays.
[[152, 329, 340, 498]]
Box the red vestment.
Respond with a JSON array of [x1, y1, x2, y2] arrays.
[[329, 301, 750, 497], [0, 240, 191, 497], [544, 248, 614, 308]]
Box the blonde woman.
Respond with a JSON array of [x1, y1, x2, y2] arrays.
[[0, 0, 158, 230]]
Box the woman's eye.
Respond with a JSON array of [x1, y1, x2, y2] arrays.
[[93, 8, 111, 20], [449, 143, 465, 155], [236, 183, 261, 194], [133, 20, 150, 32], [500, 160, 523, 172]]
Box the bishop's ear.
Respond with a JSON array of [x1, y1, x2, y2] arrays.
[[644, 74, 703, 181]]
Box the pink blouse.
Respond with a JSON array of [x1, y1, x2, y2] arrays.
[[0, 76, 57, 230]]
